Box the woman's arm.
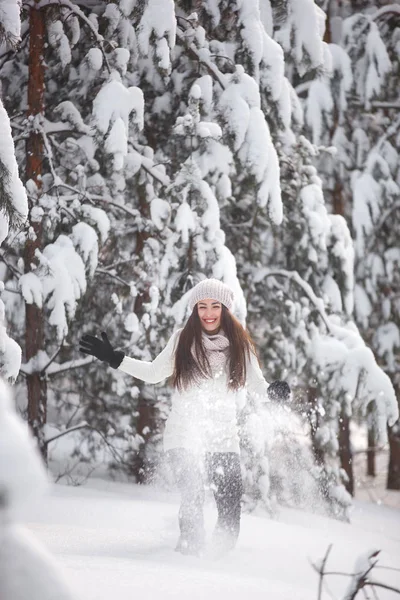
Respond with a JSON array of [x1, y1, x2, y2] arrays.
[[118, 330, 181, 384], [246, 351, 292, 403], [246, 350, 270, 399]]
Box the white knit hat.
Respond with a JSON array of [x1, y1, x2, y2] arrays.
[[189, 279, 234, 312]]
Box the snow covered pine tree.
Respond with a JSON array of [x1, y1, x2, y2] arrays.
[[0, 5, 76, 597], [304, 0, 400, 490]]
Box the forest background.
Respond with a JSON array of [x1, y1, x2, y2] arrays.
[[0, 0, 399, 521]]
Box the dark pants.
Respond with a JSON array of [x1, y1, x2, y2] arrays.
[[167, 449, 243, 552]]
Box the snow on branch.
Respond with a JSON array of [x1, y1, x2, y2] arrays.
[[217, 67, 282, 224], [130, 143, 170, 186], [0, 0, 22, 48], [365, 200, 400, 253], [30, 0, 111, 72], [376, 114, 400, 149], [0, 284, 22, 382], [137, 0, 175, 75], [259, 269, 332, 332], [311, 545, 400, 600], [44, 119, 169, 187], [18, 223, 104, 340], [297, 88, 400, 111], [0, 94, 26, 383], [95, 267, 131, 289], [311, 544, 333, 600], [43, 421, 89, 446], [256, 269, 398, 438], [0, 99, 28, 243], [21, 354, 94, 376], [176, 26, 227, 90], [373, 4, 400, 21], [350, 100, 400, 110], [46, 355, 93, 375], [274, 0, 327, 77]]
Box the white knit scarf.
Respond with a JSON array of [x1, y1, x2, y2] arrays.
[[191, 331, 230, 376]]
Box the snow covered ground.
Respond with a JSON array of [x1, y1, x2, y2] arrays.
[[25, 479, 400, 600]]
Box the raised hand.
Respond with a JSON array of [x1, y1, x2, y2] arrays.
[[267, 380, 291, 402], [79, 332, 124, 369]]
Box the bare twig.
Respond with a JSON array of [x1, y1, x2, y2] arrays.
[[40, 339, 65, 375], [0, 250, 23, 279], [60, 205, 79, 222], [295, 82, 400, 111], [54, 459, 97, 486], [347, 101, 400, 111], [54, 457, 86, 484], [4, 286, 21, 295], [210, 54, 236, 69], [45, 355, 94, 376], [45, 421, 132, 468], [365, 201, 400, 254], [129, 143, 170, 186], [41, 127, 61, 190], [90, 195, 141, 219], [376, 115, 400, 150], [374, 566, 400, 573], [100, 258, 135, 271], [311, 544, 333, 600], [9, 121, 26, 132], [370, 585, 380, 600], [175, 26, 227, 90], [44, 421, 89, 445], [95, 267, 131, 288], [311, 546, 400, 600], [42, 180, 141, 220], [366, 581, 400, 595], [353, 446, 387, 455], [342, 550, 380, 600], [64, 403, 81, 429]]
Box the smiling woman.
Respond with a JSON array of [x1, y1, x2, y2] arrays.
[[79, 278, 291, 557]]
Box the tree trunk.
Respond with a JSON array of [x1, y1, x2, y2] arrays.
[[339, 409, 354, 495], [367, 426, 376, 477], [387, 423, 400, 489], [387, 379, 400, 489], [25, 4, 47, 460], [332, 176, 345, 216], [323, 0, 332, 44], [134, 396, 157, 484], [307, 386, 324, 466], [131, 182, 155, 481]]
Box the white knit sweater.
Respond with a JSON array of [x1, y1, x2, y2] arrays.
[[118, 330, 270, 454]]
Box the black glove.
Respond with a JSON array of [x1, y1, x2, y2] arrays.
[[267, 380, 291, 402], [79, 332, 125, 369]]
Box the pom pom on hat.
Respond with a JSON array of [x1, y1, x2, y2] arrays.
[[189, 279, 234, 312]]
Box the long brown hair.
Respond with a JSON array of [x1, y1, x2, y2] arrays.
[[172, 305, 258, 391]]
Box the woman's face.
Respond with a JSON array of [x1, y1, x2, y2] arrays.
[[197, 298, 222, 333]]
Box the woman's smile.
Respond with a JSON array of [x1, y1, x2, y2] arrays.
[[197, 299, 222, 332]]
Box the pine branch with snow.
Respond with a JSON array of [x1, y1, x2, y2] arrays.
[[0, 99, 28, 244], [0, 0, 22, 48]]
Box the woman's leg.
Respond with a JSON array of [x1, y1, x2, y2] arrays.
[[207, 452, 243, 549], [166, 449, 205, 554]]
